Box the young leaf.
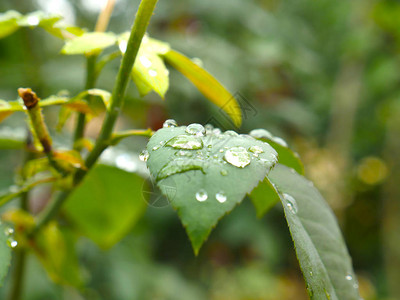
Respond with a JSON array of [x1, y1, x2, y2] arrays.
[[119, 33, 170, 98], [268, 164, 360, 300], [250, 129, 304, 174], [0, 222, 12, 286], [145, 124, 277, 254], [0, 10, 21, 39], [163, 50, 242, 127], [64, 164, 147, 248], [61, 32, 117, 55]]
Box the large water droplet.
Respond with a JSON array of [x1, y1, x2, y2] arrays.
[[139, 150, 149, 162], [224, 146, 251, 168], [163, 119, 178, 128], [186, 123, 205, 137], [249, 129, 273, 139], [282, 193, 298, 214], [196, 189, 208, 202], [139, 55, 152, 68], [249, 145, 264, 154], [7, 238, 17, 248], [166, 135, 203, 150], [216, 191, 227, 203], [271, 136, 288, 147]]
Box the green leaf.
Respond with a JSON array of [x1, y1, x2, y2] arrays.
[[163, 50, 242, 127], [119, 33, 170, 98], [250, 129, 304, 174], [64, 164, 147, 248], [17, 11, 61, 28], [249, 177, 280, 218], [268, 164, 360, 300], [145, 124, 277, 254], [0, 10, 21, 39], [61, 32, 116, 55], [0, 126, 25, 149], [0, 222, 12, 286]]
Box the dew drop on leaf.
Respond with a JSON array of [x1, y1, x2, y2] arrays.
[[249, 129, 273, 139], [166, 135, 203, 150], [216, 191, 227, 203], [195, 189, 208, 202], [139, 55, 152, 68], [224, 130, 238, 137], [139, 150, 149, 162], [248, 145, 264, 154], [282, 193, 298, 214], [7, 238, 17, 249], [220, 169, 228, 176], [345, 274, 353, 281], [163, 119, 178, 128], [185, 123, 205, 137], [271, 136, 288, 147], [224, 146, 251, 168], [4, 227, 14, 236], [148, 69, 157, 77]]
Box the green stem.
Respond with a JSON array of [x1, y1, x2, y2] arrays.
[[34, 0, 159, 232], [73, 55, 98, 149]]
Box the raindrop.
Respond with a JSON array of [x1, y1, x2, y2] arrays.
[[345, 275, 353, 281], [163, 119, 178, 128], [7, 238, 17, 249], [152, 145, 160, 151], [186, 123, 205, 137], [195, 189, 208, 202], [148, 69, 157, 77], [248, 145, 264, 154], [224, 146, 251, 168], [271, 136, 288, 147], [205, 124, 214, 134], [213, 154, 219, 159], [166, 135, 203, 150], [216, 191, 227, 203], [282, 193, 298, 214], [249, 129, 273, 139], [213, 128, 222, 135], [219, 149, 224, 153], [224, 130, 238, 137], [139, 55, 152, 68], [4, 227, 14, 236], [139, 150, 149, 162], [220, 169, 228, 176], [27, 15, 40, 26]]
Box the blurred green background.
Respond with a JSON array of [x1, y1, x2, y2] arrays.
[[1, 0, 400, 299]]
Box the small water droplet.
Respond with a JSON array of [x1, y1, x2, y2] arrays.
[[186, 123, 205, 137], [219, 149, 224, 153], [220, 169, 228, 176], [148, 69, 157, 77], [27, 15, 40, 26], [152, 145, 160, 151], [353, 283, 359, 289], [4, 227, 14, 236], [249, 145, 264, 154], [205, 124, 214, 134], [213, 128, 221, 135], [163, 119, 178, 128], [7, 238, 17, 249], [224, 130, 238, 136], [282, 193, 298, 214], [249, 129, 273, 139], [345, 275, 353, 281], [224, 146, 251, 168], [139, 150, 149, 162], [213, 154, 219, 159], [216, 191, 227, 203], [166, 135, 203, 150], [196, 189, 208, 202], [139, 55, 152, 68]]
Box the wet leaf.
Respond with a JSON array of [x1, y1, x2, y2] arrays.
[[0, 10, 21, 39], [145, 124, 277, 253], [0, 222, 12, 286], [163, 50, 242, 127], [269, 164, 360, 300]]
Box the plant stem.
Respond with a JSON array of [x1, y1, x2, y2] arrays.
[[73, 55, 98, 149], [95, 0, 116, 32], [34, 0, 159, 232]]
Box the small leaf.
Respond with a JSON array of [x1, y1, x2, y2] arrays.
[[250, 129, 304, 174], [61, 32, 116, 55], [64, 165, 147, 248], [146, 124, 277, 253], [268, 164, 360, 300], [17, 11, 61, 28], [163, 50, 242, 127], [0, 10, 21, 39], [0, 222, 12, 286]]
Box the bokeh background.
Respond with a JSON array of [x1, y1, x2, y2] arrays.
[[1, 0, 400, 299]]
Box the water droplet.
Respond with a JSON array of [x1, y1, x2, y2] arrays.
[[205, 124, 214, 134], [219, 149, 224, 153], [186, 123, 205, 137], [345, 275, 353, 281], [119, 40, 127, 53], [249, 129, 273, 139], [224, 130, 238, 136], [213, 128, 222, 135], [271, 136, 288, 147], [213, 154, 219, 159], [196, 189, 208, 202], [353, 283, 359, 289], [220, 169, 228, 176], [249, 145, 264, 154], [163, 119, 178, 128], [139, 55, 152, 68], [148, 69, 157, 77], [224, 146, 251, 168], [166, 135, 203, 150], [4, 227, 14, 236], [282, 193, 298, 214], [139, 150, 149, 162], [27, 15, 40, 26], [7, 238, 17, 248], [152, 145, 160, 151], [216, 191, 227, 203]]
